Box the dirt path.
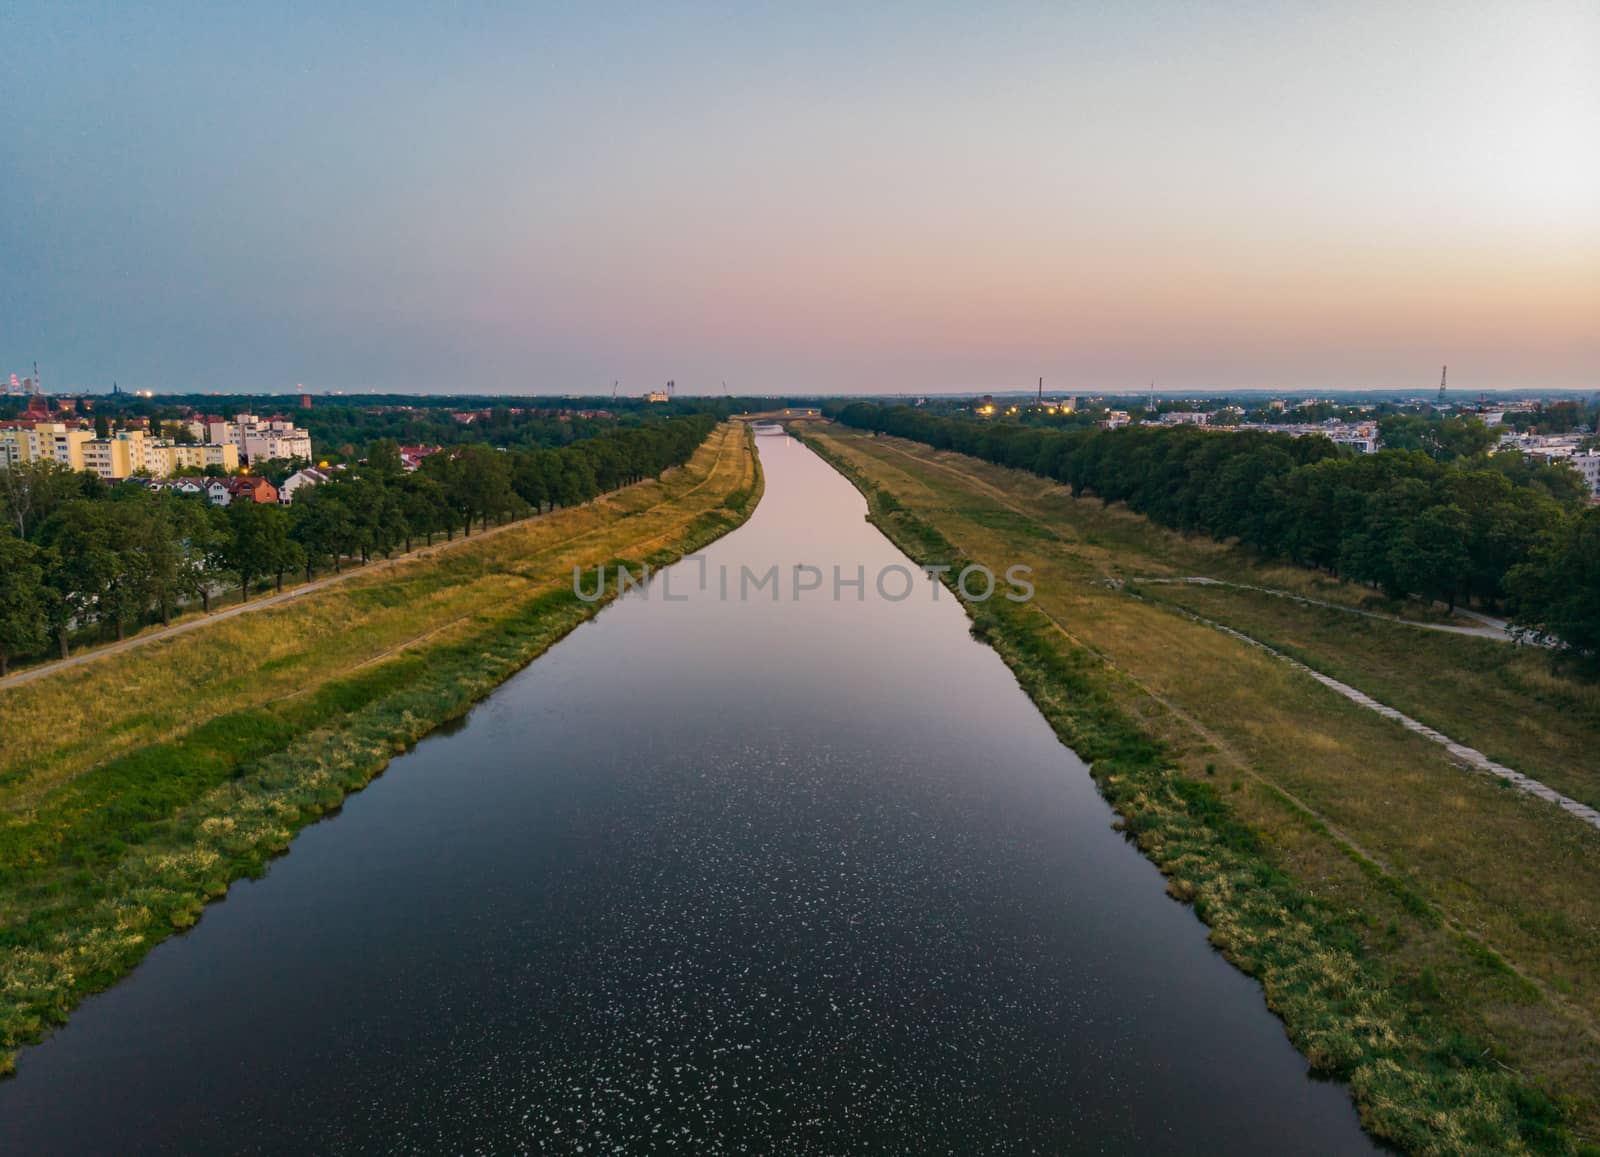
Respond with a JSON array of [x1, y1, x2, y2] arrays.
[[1156, 603, 1600, 831], [1133, 576, 1521, 642], [0, 426, 743, 694], [833, 428, 1597, 823], [815, 424, 1600, 1063], [856, 433, 1533, 646]]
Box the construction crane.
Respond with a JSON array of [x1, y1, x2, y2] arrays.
[[1437, 365, 1448, 404], [611, 381, 618, 399]]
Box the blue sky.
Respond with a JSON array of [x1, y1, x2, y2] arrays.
[[4, 1, 1597, 394]]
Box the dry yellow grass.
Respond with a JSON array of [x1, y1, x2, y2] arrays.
[[0, 422, 761, 1074], [0, 421, 757, 814], [803, 421, 1600, 1144]]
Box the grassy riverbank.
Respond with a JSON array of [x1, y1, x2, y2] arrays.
[[796, 421, 1600, 1156], [0, 421, 762, 1074]]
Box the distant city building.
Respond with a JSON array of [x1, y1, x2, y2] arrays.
[[82, 430, 152, 479], [1568, 450, 1600, 498], [0, 422, 94, 470], [237, 414, 313, 463], [196, 412, 314, 464], [0, 417, 238, 481], [1328, 426, 1379, 453], [1170, 419, 1379, 453], [1504, 435, 1600, 499], [82, 429, 240, 480]]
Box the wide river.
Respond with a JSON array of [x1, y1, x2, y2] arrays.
[[0, 435, 1375, 1154]]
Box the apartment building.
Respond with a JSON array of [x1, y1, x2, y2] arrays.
[[162, 442, 240, 474], [1566, 450, 1600, 499], [0, 422, 95, 470], [81, 430, 155, 479], [5, 419, 252, 481], [200, 413, 314, 464], [76, 430, 240, 480]]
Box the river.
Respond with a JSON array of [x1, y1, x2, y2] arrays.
[[0, 434, 1375, 1154]]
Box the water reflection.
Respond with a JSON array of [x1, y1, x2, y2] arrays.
[[0, 435, 1375, 1155]]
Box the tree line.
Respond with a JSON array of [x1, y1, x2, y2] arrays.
[[0, 415, 716, 675], [835, 404, 1600, 666]]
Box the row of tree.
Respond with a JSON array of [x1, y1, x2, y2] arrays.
[[835, 404, 1600, 665], [0, 415, 716, 674]]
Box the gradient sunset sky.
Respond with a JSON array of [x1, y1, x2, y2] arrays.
[[4, 1, 1597, 395]]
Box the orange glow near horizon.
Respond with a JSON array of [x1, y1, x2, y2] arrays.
[[6, 2, 1597, 391]]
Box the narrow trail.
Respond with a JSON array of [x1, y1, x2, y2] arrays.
[[1159, 602, 1600, 832], [0, 427, 744, 694], [0, 517, 554, 694], [1031, 605, 1600, 1041], [816, 426, 1600, 1052], [1133, 576, 1520, 642], [862, 433, 1529, 646], [853, 435, 1596, 828]]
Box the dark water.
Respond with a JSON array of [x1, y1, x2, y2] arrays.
[[0, 436, 1375, 1155]]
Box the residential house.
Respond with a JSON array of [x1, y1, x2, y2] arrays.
[[398, 445, 440, 472], [224, 476, 279, 505], [279, 466, 333, 504]]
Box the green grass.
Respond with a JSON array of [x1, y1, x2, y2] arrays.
[[0, 423, 764, 1075], [1139, 581, 1600, 810], [797, 421, 1600, 1155]]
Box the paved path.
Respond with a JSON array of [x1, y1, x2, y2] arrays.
[[0, 429, 746, 695], [1171, 606, 1600, 832], [1134, 576, 1522, 642], [0, 515, 543, 694]]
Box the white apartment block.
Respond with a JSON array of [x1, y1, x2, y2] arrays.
[[1329, 427, 1379, 453], [200, 413, 314, 464], [242, 425, 313, 463], [1567, 450, 1600, 499]]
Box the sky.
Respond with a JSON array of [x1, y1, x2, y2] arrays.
[[3, 1, 1598, 396]]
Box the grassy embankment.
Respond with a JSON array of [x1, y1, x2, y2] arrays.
[[796, 421, 1600, 1157], [0, 421, 761, 1074]]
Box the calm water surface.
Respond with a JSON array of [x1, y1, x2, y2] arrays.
[[0, 436, 1375, 1154]]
